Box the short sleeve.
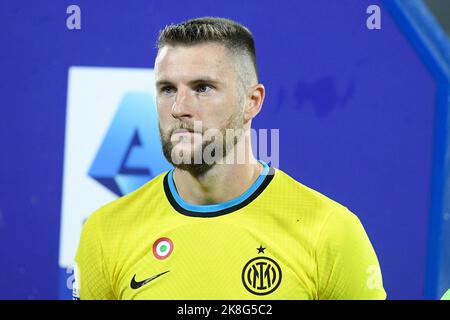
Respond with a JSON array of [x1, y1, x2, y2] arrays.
[[75, 212, 116, 300], [316, 208, 387, 300]]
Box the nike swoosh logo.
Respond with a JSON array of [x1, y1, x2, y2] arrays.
[[130, 270, 170, 289]]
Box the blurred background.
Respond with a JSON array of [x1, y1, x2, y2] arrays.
[[0, 0, 449, 299]]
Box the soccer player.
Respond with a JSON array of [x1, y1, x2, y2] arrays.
[[73, 17, 387, 300]]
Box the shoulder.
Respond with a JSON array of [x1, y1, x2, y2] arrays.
[[83, 170, 169, 233], [270, 167, 350, 219], [268, 167, 367, 246]]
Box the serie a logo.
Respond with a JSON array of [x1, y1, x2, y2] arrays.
[[241, 256, 282, 295]]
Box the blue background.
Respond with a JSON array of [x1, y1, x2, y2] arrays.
[[0, 0, 448, 299]]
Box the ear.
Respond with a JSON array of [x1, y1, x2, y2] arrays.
[[244, 84, 265, 123]]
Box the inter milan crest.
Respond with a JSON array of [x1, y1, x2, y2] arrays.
[[241, 245, 282, 295]]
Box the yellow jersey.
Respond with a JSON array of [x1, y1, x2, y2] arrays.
[[74, 161, 386, 300]]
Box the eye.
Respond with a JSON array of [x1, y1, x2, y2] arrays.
[[160, 86, 176, 95], [195, 84, 213, 94]]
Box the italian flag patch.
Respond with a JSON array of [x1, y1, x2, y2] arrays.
[[153, 237, 174, 260]]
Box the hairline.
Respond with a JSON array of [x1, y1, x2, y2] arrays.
[[157, 41, 258, 90]]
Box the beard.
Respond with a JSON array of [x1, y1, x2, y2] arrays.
[[159, 108, 244, 177]]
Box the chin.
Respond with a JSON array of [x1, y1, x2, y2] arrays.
[[174, 162, 215, 176], [172, 143, 203, 159]]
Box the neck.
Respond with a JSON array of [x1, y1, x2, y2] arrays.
[[172, 135, 263, 205]]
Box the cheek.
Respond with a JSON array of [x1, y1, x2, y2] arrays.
[[156, 109, 172, 135], [156, 101, 171, 121], [202, 96, 236, 122], [209, 100, 240, 126]]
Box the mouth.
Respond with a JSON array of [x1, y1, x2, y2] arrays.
[[171, 128, 202, 141], [172, 128, 194, 135]]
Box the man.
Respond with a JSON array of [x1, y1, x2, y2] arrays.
[[74, 17, 386, 300]]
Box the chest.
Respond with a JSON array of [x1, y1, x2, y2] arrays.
[[114, 219, 317, 299]]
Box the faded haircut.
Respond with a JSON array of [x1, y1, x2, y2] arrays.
[[156, 17, 258, 86]]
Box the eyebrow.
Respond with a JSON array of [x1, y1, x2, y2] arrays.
[[155, 77, 222, 88]]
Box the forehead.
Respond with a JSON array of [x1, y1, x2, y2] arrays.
[[154, 43, 235, 81]]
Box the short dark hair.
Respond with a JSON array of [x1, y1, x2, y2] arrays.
[[156, 17, 258, 80]]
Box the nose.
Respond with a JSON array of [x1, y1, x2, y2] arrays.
[[171, 88, 193, 120]]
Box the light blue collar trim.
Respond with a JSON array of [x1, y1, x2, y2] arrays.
[[167, 160, 270, 213]]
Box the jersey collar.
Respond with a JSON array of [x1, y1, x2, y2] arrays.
[[163, 160, 275, 217]]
